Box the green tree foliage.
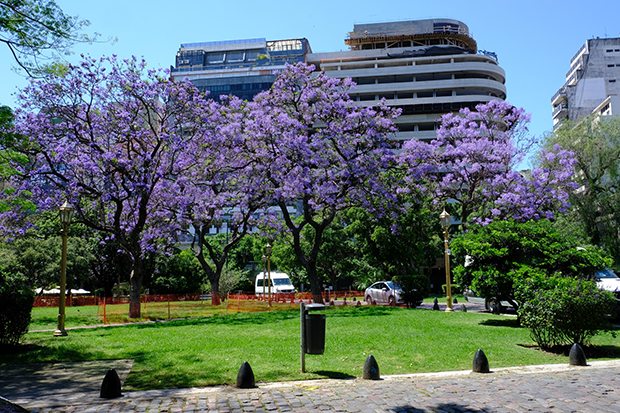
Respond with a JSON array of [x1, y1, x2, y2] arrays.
[[148, 248, 203, 294], [0, 0, 98, 76], [452, 219, 611, 309], [0, 270, 34, 347], [515, 269, 615, 348], [542, 116, 620, 268], [267, 203, 439, 293], [392, 274, 430, 308], [343, 201, 439, 287], [0, 233, 94, 292]]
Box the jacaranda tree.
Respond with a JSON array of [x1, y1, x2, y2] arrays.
[[399, 100, 577, 226], [4, 56, 215, 318], [246, 63, 401, 303], [172, 96, 270, 305]]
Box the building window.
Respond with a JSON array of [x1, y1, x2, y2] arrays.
[[207, 53, 225, 64], [246, 50, 260, 61], [418, 123, 436, 131], [608, 64, 615, 68], [226, 51, 244, 63], [610, 79, 617, 83]]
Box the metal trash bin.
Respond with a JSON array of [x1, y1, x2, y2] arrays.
[[304, 313, 326, 354]]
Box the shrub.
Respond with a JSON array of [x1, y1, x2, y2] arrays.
[[393, 274, 430, 308], [515, 270, 615, 349], [0, 271, 35, 347], [452, 219, 612, 311]]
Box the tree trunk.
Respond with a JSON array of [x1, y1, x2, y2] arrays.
[[306, 261, 324, 304], [195, 250, 222, 305], [210, 279, 221, 306], [128, 257, 143, 319]]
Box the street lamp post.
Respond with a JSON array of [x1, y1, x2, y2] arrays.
[[54, 201, 74, 337], [264, 243, 272, 307], [439, 208, 453, 312]]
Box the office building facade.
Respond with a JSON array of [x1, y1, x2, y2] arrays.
[[552, 37, 620, 129], [307, 19, 507, 144]]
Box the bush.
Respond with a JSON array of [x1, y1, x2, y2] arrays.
[[0, 271, 35, 347], [393, 274, 430, 308], [452, 219, 612, 310], [515, 270, 615, 349]]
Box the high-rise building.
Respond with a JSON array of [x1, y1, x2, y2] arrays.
[[170, 38, 312, 101], [551, 37, 620, 129], [172, 19, 506, 144], [307, 19, 507, 145]]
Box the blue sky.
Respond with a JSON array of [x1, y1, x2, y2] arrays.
[[2, 0, 619, 159]]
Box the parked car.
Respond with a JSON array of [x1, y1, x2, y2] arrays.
[[364, 281, 423, 306], [596, 269, 620, 300], [463, 289, 514, 313]]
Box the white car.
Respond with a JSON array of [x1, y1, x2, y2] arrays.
[[463, 289, 514, 313], [364, 281, 424, 306], [596, 269, 620, 300], [365, 281, 402, 305]]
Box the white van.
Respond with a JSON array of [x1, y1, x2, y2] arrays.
[[255, 271, 296, 295]]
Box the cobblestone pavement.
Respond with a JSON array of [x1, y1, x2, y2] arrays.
[[3, 360, 620, 413]]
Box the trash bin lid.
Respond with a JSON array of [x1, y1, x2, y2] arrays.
[[305, 304, 326, 311]]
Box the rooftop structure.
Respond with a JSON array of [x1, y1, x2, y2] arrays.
[[307, 19, 506, 144], [171, 37, 312, 101]]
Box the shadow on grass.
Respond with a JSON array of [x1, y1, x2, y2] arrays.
[[517, 343, 620, 358], [313, 370, 356, 379], [479, 318, 522, 328], [0, 342, 106, 365], [324, 306, 399, 318], [131, 311, 300, 329]]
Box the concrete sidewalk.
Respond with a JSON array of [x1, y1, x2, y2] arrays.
[[2, 359, 620, 412]]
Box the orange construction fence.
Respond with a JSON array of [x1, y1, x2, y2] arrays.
[[34, 291, 364, 308]]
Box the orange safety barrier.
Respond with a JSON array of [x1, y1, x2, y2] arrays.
[[34, 291, 365, 308]]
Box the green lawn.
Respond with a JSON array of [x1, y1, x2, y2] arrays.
[[28, 300, 300, 330], [4, 305, 620, 391]]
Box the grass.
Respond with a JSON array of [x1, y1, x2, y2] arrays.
[[28, 299, 301, 330], [4, 305, 620, 391]]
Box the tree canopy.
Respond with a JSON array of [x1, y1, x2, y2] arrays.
[[1, 0, 99, 76], [542, 116, 620, 267], [399, 100, 576, 226], [4, 56, 217, 318], [246, 63, 401, 303]]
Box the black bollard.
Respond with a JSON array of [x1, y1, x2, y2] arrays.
[[362, 354, 380, 380], [460, 304, 467, 312], [100, 368, 122, 399], [432, 297, 440, 311], [236, 361, 256, 388], [569, 343, 587, 366], [472, 349, 490, 373]]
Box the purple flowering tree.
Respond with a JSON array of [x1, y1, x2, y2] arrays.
[[246, 63, 401, 304], [4, 56, 214, 318], [171, 96, 270, 305], [399, 100, 576, 226]]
